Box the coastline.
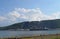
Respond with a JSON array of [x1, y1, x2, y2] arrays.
[[0, 34, 60, 39]]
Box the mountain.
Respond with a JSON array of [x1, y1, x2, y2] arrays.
[[0, 19, 60, 30]]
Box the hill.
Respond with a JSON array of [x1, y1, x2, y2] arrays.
[[0, 19, 60, 30]]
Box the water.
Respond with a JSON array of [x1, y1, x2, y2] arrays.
[[0, 30, 60, 38]]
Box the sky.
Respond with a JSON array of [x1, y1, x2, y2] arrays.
[[0, 0, 60, 26]]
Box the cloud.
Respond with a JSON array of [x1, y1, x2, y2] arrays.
[[14, 8, 45, 21], [4, 8, 60, 21], [51, 12, 60, 19], [0, 16, 7, 22], [15, 8, 60, 21], [8, 8, 60, 21], [0, 8, 60, 26], [7, 11, 21, 21]]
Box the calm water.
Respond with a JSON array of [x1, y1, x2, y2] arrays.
[[0, 30, 60, 38]]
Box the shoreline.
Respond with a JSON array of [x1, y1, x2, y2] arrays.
[[0, 34, 60, 39]]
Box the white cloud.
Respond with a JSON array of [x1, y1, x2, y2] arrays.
[[15, 8, 31, 13], [6, 8, 60, 22], [9, 11, 21, 18], [51, 12, 60, 19], [7, 11, 21, 21], [0, 8, 60, 24], [0, 16, 7, 22], [18, 8, 42, 21], [14, 8, 60, 21]]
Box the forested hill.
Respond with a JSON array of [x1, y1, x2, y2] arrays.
[[0, 19, 60, 30]]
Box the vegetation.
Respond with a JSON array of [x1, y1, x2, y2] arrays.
[[0, 19, 60, 30]]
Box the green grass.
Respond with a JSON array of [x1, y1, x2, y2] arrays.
[[51, 37, 60, 39]]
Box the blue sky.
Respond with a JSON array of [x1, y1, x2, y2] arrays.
[[0, 0, 60, 26], [0, 0, 60, 15]]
